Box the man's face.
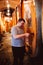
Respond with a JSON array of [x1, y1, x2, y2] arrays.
[[20, 21, 25, 28]]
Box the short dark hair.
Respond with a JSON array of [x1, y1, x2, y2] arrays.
[[18, 18, 25, 23]]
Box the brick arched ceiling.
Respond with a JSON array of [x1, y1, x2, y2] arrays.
[[0, 0, 20, 10], [0, 0, 42, 11]]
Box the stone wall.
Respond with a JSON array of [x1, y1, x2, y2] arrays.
[[35, 0, 42, 56]]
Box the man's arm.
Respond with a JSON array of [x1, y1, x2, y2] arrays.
[[11, 27, 29, 39], [13, 33, 29, 39]]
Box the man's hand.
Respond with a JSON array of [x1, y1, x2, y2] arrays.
[[25, 33, 30, 37]]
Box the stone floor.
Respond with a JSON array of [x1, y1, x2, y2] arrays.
[[0, 33, 13, 65], [0, 32, 30, 65], [0, 32, 43, 65]]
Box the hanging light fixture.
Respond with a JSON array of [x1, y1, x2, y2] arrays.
[[3, 0, 15, 17], [6, 2, 11, 16], [4, 0, 11, 16], [3, 7, 14, 17]]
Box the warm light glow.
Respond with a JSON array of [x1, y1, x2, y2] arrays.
[[6, 12, 10, 16], [6, 0, 9, 3], [0, 18, 5, 30], [7, 4, 10, 8], [17, 11, 19, 20], [4, 17, 12, 22], [6, 0, 10, 8], [24, 2, 31, 18], [33, 0, 35, 6], [7, 9, 10, 12]]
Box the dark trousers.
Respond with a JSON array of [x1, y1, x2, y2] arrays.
[[12, 46, 25, 65]]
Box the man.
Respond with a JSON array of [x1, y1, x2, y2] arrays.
[[11, 18, 29, 65]]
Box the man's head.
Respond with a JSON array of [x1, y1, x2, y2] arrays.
[[17, 18, 25, 28], [18, 18, 25, 23]]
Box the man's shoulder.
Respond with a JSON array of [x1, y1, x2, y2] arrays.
[[11, 25, 17, 29], [11, 25, 17, 33]]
